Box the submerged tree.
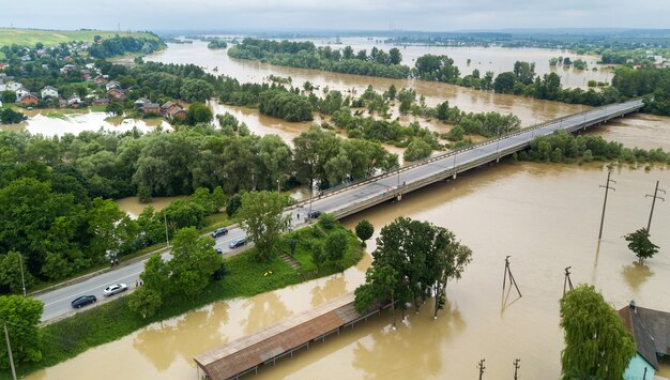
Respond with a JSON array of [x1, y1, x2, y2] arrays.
[[354, 217, 472, 326], [624, 228, 659, 264], [560, 285, 635, 380]]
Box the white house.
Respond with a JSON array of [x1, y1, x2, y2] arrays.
[[41, 86, 59, 99], [106, 81, 120, 91], [5, 81, 22, 92], [67, 95, 81, 106], [15, 87, 31, 99]]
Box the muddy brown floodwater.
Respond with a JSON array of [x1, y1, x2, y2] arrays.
[[27, 158, 670, 380], [147, 41, 589, 127]]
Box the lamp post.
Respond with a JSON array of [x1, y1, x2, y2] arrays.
[[164, 213, 170, 248], [18, 254, 26, 297], [276, 179, 280, 193]]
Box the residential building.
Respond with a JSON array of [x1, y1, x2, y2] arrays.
[[619, 302, 670, 380], [41, 86, 59, 99], [134, 97, 151, 107], [106, 88, 125, 100], [141, 103, 161, 114], [15, 87, 31, 99], [16, 93, 39, 105], [106, 81, 120, 91]]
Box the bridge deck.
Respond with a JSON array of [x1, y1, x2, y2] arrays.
[[194, 293, 380, 380]]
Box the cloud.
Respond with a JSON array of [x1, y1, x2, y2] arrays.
[[0, 0, 668, 31]]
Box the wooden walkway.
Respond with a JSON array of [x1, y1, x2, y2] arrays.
[[194, 293, 383, 380]]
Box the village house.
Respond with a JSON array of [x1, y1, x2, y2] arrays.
[[106, 88, 125, 101], [0, 81, 23, 92], [41, 86, 59, 99], [619, 302, 670, 380], [80, 70, 92, 81], [93, 75, 108, 85], [161, 101, 180, 115], [0, 63, 8, 70], [67, 95, 81, 107], [134, 97, 151, 107], [16, 93, 39, 106], [15, 87, 31, 99], [141, 103, 161, 114], [60, 64, 78, 74], [91, 98, 109, 107], [168, 107, 187, 120], [106, 81, 120, 91]]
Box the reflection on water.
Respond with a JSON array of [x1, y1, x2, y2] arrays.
[[25, 162, 670, 380], [621, 261, 655, 294], [240, 292, 292, 335]]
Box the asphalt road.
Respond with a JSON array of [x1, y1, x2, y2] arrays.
[[35, 100, 643, 322]]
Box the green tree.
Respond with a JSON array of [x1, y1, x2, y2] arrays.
[[168, 227, 222, 298], [0, 251, 34, 294], [128, 287, 163, 319], [560, 285, 636, 380], [388, 48, 402, 65], [184, 102, 213, 126], [0, 108, 27, 124], [624, 228, 659, 263], [404, 138, 432, 161], [0, 295, 43, 366], [355, 219, 374, 242], [1, 90, 16, 104], [237, 191, 290, 262], [324, 229, 349, 262]]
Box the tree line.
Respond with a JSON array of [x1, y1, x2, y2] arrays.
[[228, 38, 410, 79], [222, 38, 670, 115], [518, 130, 670, 165]]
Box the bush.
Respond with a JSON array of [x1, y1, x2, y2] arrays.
[[318, 213, 337, 229], [355, 219, 374, 242], [404, 138, 432, 161]]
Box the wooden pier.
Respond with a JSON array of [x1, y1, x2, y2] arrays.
[[194, 293, 384, 380]]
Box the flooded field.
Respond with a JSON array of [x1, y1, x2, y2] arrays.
[[26, 160, 670, 380]]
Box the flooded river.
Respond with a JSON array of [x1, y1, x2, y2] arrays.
[[27, 158, 670, 380], [16, 40, 670, 380]]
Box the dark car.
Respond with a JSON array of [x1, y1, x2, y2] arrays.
[[228, 237, 247, 249], [215, 247, 223, 254], [211, 227, 229, 238], [71, 295, 97, 309], [308, 210, 322, 219]]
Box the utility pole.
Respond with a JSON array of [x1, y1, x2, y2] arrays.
[[3, 322, 17, 380], [18, 254, 26, 297], [645, 181, 665, 232], [598, 171, 616, 240], [502, 256, 522, 298], [563, 266, 574, 296], [513, 358, 521, 380], [164, 213, 170, 248], [477, 359, 486, 380], [277, 179, 281, 193]]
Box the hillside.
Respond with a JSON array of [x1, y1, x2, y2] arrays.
[[0, 28, 160, 47]]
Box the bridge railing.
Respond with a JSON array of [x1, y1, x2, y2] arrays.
[[288, 100, 644, 212]]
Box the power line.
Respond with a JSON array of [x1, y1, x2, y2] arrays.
[[598, 171, 616, 240], [645, 181, 665, 232]]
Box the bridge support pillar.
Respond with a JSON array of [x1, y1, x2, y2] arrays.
[[453, 172, 457, 180], [396, 194, 402, 201], [496, 156, 500, 163]]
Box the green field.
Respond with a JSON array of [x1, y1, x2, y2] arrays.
[[0, 28, 160, 47]]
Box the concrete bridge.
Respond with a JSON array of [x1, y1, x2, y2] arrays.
[[292, 99, 644, 220]]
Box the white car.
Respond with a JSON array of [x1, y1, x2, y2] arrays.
[[103, 283, 128, 297]]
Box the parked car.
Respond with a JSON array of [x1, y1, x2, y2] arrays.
[[215, 247, 223, 254], [103, 283, 128, 297], [308, 210, 322, 219], [228, 237, 247, 249], [71, 295, 97, 309], [211, 227, 229, 238]]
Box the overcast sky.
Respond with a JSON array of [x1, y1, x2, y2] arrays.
[[1, 0, 669, 32]]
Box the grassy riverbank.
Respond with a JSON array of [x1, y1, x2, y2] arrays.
[[11, 223, 363, 379], [0, 29, 160, 47]]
